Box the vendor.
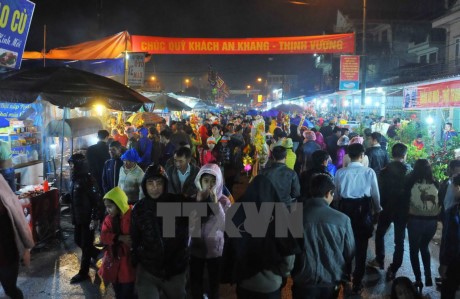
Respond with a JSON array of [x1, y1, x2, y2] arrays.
[[0, 139, 15, 192]]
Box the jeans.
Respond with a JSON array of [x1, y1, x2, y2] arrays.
[[136, 265, 186, 299], [339, 198, 373, 285], [407, 218, 437, 281], [189, 256, 221, 299], [375, 209, 407, 272], [236, 286, 281, 299]]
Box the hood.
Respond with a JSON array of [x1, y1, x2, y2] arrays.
[[141, 164, 168, 199], [103, 186, 129, 214], [194, 163, 224, 199]]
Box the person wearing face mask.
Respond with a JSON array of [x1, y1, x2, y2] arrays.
[[118, 149, 144, 205], [130, 164, 191, 299], [189, 163, 231, 299]]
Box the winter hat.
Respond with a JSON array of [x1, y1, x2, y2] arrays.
[[103, 187, 129, 214], [282, 138, 294, 149], [303, 130, 316, 141], [121, 148, 142, 163], [138, 127, 148, 137], [141, 164, 168, 197], [337, 135, 350, 146], [350, 136, 364, 145], [207, 136, 216, 144]]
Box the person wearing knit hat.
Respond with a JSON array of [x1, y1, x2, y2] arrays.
[[299, 131, 321, 173], [281, 138, 296, 170], [119, 149, 144, 204], [131, 164, 190, 298], [99, 187, 136, 298]]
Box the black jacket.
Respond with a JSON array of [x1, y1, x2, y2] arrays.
[[365, 145, 389, 175], [378, 161, 411, 214], [102, 158, 123, 194], [130, 193, 190, 279], [86, 141, 110, 190], [70, 172, 103, 225], [260, 162, 301, 205]]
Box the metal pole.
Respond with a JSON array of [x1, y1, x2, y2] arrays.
[[43, 25, 46, 67], [59, 109, 66, 194], [360, 0, 367, 109]]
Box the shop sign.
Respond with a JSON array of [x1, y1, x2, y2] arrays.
[[404, 80, 460, 109], [0, 102, 31, 118], [126, 52, 145, 87], [0, 0, 35, 69], [131, 33, 355, 55], [339, 55, 360, 90]]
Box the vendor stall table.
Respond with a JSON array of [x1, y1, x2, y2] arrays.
[[21, 189, 59, 244]]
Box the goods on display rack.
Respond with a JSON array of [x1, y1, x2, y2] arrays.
[[44, 116, 103, 193]]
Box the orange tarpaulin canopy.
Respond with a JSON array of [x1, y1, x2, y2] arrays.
[[23, 31, 132, 60]]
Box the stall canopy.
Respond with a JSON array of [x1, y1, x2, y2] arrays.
[[45, 117, 103, 138], [0, 66, 149, 111], [23, 31, 131, 60], [146, 93, 192, 111]]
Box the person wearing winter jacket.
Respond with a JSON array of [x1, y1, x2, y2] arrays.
[[0, 174, 34, 299], [130, 164, 191, 299], [190, 163, 231, 299], [99, 187, 136, 299], [136, 127, 153, 170], [102, 141, 123, 194], [118, 149, 145, 205], [223, 175, 300, 299], [68, 153, 104, 284]]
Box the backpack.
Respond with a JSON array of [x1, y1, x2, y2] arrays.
[[409, 181, 441, 217]]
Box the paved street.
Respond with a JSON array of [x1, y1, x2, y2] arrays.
[[0, 175, 452, 298]]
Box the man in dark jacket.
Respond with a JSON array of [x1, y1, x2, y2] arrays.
[[130, 164, 190, 299], [102, 141, 123, 194], [292, 174, 355, 299], [68, 153, 103, 284], [365, 132, 389, 175], [320, 121, 335, 138], [368, 143, 412, 281], [299, 131, 321, 173], [325, 127, 342, 164], [166, 147, 200, 197], [299, 150, 332, 198], [86, 130, 110, 191], [261, 146, 300, 206]]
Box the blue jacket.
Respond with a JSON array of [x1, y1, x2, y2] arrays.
[[102, 158, 123, 194], [137, 137, 153, 169]]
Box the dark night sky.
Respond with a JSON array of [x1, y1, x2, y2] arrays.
[[25, 0, 449, 92]]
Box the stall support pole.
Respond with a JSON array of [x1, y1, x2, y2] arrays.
[[59, 108, 67, 194]]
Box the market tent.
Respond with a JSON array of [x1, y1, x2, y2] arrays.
[[0, 67, 149, 111], [272, 103, 304, 113], [45, 117, 103, 138], [147, 93, 192, 111], [23, 31, 131, 60], [127, 112, 163, 126]]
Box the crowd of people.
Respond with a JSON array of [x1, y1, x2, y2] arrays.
[[2, 111, 460, 299]]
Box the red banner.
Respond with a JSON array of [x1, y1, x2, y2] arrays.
[[407, 80, 460, 109], [131, 34, 355, 55]]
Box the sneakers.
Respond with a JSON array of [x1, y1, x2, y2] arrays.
[[386, 268, 396, 281], [70, 273, 90, 284], [367, 258, 384, 270]]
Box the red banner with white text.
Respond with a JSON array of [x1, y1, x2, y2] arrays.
[[131, 33, 355, 55], [404, 80, 460, 109]]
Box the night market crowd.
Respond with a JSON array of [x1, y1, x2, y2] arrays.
[[1, 111, 460, 299]]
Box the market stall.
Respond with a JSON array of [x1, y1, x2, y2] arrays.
[[44, 116, 104, 193]]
